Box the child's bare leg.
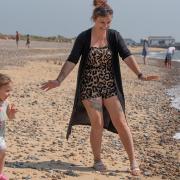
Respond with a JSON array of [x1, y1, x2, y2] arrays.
[[0, 150, 6, 173]]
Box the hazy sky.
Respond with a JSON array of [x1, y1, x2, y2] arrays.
[[0, 0, 180, 42]]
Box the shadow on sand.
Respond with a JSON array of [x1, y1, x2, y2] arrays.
[[6, 160, 92, 172], [5, 160, 128, 175]]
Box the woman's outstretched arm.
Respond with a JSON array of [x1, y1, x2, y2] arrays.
[[56, 61, 76, 84], [124, 55, 146, 80], [41, 61, 76, 91]]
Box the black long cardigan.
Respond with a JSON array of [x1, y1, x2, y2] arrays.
[[66, 28, 132, 139]]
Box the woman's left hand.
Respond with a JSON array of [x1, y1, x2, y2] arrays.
[[140, 75, 160, 81]]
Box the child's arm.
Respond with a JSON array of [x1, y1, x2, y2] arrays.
[[6, 104, 18, 120]]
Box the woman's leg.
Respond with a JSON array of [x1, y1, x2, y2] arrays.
[[169, 59, 172, 68], [103, 96, 140, 175], [82, 97, 104, 162], [143, 55, 147, 65]]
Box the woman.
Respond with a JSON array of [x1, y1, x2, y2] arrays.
[[15, 31, 20, 48], [164, 46, 176, 68], [26, 34, 30, 48], [142, 38, 149, 65], [41, 2, 146, 176]]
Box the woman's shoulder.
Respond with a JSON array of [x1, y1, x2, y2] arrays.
[[108, 29, 124, 41], [74, 28, 92, 44], [108, 29, 123, 39], [108, 29, 120, 35], [77, 28, 92, 38]]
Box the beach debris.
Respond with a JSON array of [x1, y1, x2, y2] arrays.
[[64, 170, 79, 177], [173, 132, 180, 140], [22, 175, 32, 180]]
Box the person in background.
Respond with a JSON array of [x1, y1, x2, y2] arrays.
[[0, 73, 17, 180], [15, 31, 20, 48], [41, 0, 158, 176], [26, 34, 30, 48], [142, 38, 149, 65], [164, 46, 176, 68]]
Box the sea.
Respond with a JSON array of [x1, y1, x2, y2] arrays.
[[147, 49, 180, 63], [144, 50, 180, 140], [145, 50, 180, 112], [135, 50, 180, 112]]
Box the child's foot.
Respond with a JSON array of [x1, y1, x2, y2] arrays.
[[93, 160, 107, 172], [0, 174, 9, 180]]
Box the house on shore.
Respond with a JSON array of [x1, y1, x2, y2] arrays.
[[146, 36, 175, 47], [174, 42, 180, 50], [124, 38, 137, 46]]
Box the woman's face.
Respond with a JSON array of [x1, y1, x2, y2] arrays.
[[94, 15, 112, 31], [0, 83, 12, 101]]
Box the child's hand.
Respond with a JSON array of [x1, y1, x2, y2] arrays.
[[7, 104, 18, 120]]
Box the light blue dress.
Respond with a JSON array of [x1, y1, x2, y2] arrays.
[[0, 101, 8, 149]]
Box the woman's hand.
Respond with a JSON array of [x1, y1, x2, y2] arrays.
[[144, 75, 160, 81], [138, 73, 147, 81], [138, 74, 160, 81], [7, 104, 18, 120], [41, 80, 60, 91]]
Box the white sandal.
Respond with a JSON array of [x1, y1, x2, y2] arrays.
[[130, 164, 140, 176]]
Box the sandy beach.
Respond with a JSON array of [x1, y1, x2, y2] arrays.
[[0, 40, 179, 180]]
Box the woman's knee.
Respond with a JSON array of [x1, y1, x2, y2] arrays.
[[112, 115, 128, 129], [91, 117, 104, 131]]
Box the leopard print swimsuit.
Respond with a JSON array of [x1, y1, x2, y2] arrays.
[[80, 46, 117, 100]]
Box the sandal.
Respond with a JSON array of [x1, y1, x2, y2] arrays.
[[130, 165, 140, 176], [93, 160, 107, 172]]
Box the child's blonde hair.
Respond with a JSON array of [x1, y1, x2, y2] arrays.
[[0, 73, 11, 87]]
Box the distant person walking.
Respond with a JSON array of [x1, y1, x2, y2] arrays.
[[15, 31, 20, 48], [164, 46, 176, 68], [26, 34, 30, 48], [142, 38, 149, 65]]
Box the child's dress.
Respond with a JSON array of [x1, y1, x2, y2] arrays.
[[0, 101, 8, 150]]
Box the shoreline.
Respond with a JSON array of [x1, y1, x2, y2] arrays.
[[134, 55, 180, 111], [136, 54, 180, 63], [0, 41, 179, 179], [130, 46, 180, 62]]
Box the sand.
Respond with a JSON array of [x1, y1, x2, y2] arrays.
[[0, 40, 179, 180]]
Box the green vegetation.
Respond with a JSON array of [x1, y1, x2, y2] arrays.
[[0, 33, 72, 42]]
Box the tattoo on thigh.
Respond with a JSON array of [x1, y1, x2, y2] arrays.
[[89, 98, 103, 112]]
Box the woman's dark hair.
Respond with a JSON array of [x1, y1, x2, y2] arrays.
[[0, 73, 11, 87], [92, 1, 113, 20]]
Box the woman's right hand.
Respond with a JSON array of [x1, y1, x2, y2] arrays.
[[41, 80, 60, 91]]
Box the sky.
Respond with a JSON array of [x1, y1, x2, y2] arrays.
[[0, 0, 180, 42]]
